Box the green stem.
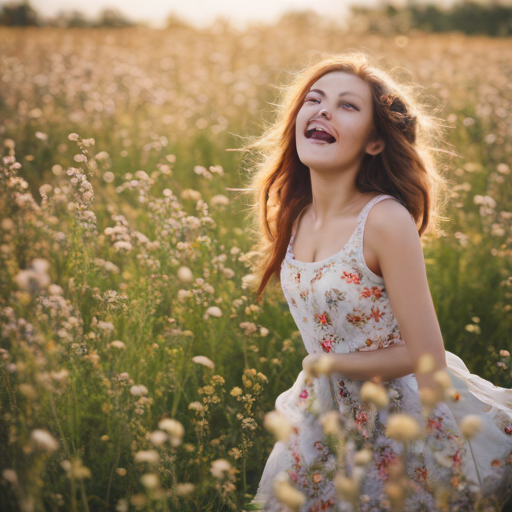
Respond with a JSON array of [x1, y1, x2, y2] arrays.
[[49, 394, 77, 512], [467, 438, 483, 490], [79, 477, 90, 512], [105, 428, 122, 512]]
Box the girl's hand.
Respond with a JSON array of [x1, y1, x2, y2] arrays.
[[302, 353, 335, 377]]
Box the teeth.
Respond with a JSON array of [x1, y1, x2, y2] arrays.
[[307, 124, 333, 136]]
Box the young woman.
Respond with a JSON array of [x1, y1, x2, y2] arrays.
[[243, 53, 512, 511]]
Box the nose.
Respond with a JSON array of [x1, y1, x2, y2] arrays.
[[319, 108, 330, 119]]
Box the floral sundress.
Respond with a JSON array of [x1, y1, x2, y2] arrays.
[[251, 194, 512, 512]]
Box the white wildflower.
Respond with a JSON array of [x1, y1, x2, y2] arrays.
[[192, 355, 215, 369], [130, 385, 148, 396]]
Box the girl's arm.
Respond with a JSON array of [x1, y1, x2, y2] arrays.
[[305, 199, 447, 389], [329, 342, 414, 381]]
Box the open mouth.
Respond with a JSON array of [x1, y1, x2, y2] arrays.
[[305, 128, 336, 144]]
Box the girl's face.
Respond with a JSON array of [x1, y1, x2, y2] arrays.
[[295, 71, 384, 173]]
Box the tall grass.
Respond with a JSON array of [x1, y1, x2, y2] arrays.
[[0, 19, 511, 511]]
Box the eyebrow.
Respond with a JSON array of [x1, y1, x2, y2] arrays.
[[308, 88, 364, 100]]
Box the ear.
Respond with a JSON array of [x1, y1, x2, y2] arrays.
[[365, 137, 385, 156]]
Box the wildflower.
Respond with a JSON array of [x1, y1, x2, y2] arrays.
[[354, 448, 373, 466], [109, 340, 126, 350], [201, 385, 215, 395], [181, 189, 202, 201], [241, 273, 258, 290], [140, 473, 160, 489], [30, 429, 59, 452], [242, 418, 258, 430], [116, 468, 127, 476], [259, 326, 269, 336], [2, 469, 18, 486], [212, 375, 225, 385], [188, 401, 204, 412], [240, 322, 257, 334], [273, 472, 306, 511], [385, 413, 422, 442], [434, 450, 455, 468], [459, 415, 483, 439], [113, 241, 132, 253], [319, 410, 343, 437], [416, 353, 436, 374], [303, 354, 334, 377], [68, 133, 79, 141], [210, 458, 231, 479], [209, 165, 224, 176], [158, 418, 184, 446], [223, 268, 235, 278], [384, 482, 405, 509], [130, 385, 148, 396], [134, 450, 159, 464], [500, 350, 510, 357], [70, 459, 92, 479], [263, 410, 292, 441], [148, 430, 168, 447], [334, 473, 359, 503], [433, 369, 452, 390], [210, 194, 229, 206], [175, 483, 195, 497], [447, 388, 461, 401], [97, 151, 110, 161], [360, 381, 389, 409], [130, 494, 146, 507], [15, 258, 51, 293], [205, 306, 222, 317], [256, 372, 268, 383], [177, 266, 194, 283], [177, 289, 191, 302], [228, 447, 242, 460], [192, 355, 215, 369], [419, 387, 439, 408], [230, 387, 243, 397], [97, 320, 114, 333], [18, 383, 37, 400]]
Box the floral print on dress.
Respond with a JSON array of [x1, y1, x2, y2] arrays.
[[324, 288, 346, 309]]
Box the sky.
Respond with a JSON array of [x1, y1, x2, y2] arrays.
[[3, 0, 453, 29]]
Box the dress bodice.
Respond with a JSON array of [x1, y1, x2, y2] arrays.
[[280, 194, 414, 355]]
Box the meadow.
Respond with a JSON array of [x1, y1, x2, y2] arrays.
[[0, 15, 511, 511]]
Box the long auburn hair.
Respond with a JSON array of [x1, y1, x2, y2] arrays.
[[238, 51, 454, 299]]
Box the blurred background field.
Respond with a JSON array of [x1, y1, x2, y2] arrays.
[[1, 1, 512, 510]]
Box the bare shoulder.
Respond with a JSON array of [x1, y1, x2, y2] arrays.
[[364, 197, 427, 286], [365, 197, 419, 245]]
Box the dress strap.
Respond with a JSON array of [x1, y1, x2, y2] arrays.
[[355, 194, 415, 246]]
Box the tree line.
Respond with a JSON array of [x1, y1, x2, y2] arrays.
[[1, 0, 512, 35]]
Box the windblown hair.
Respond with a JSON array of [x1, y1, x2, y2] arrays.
[[239, 51, 454, 299]]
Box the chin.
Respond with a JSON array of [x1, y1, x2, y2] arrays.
[[297, 149, 336, 170], [298, 156, 339, 173]]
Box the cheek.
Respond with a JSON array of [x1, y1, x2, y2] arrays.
[[295, 109, 308, 133], [337, 117, 370, 142]]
